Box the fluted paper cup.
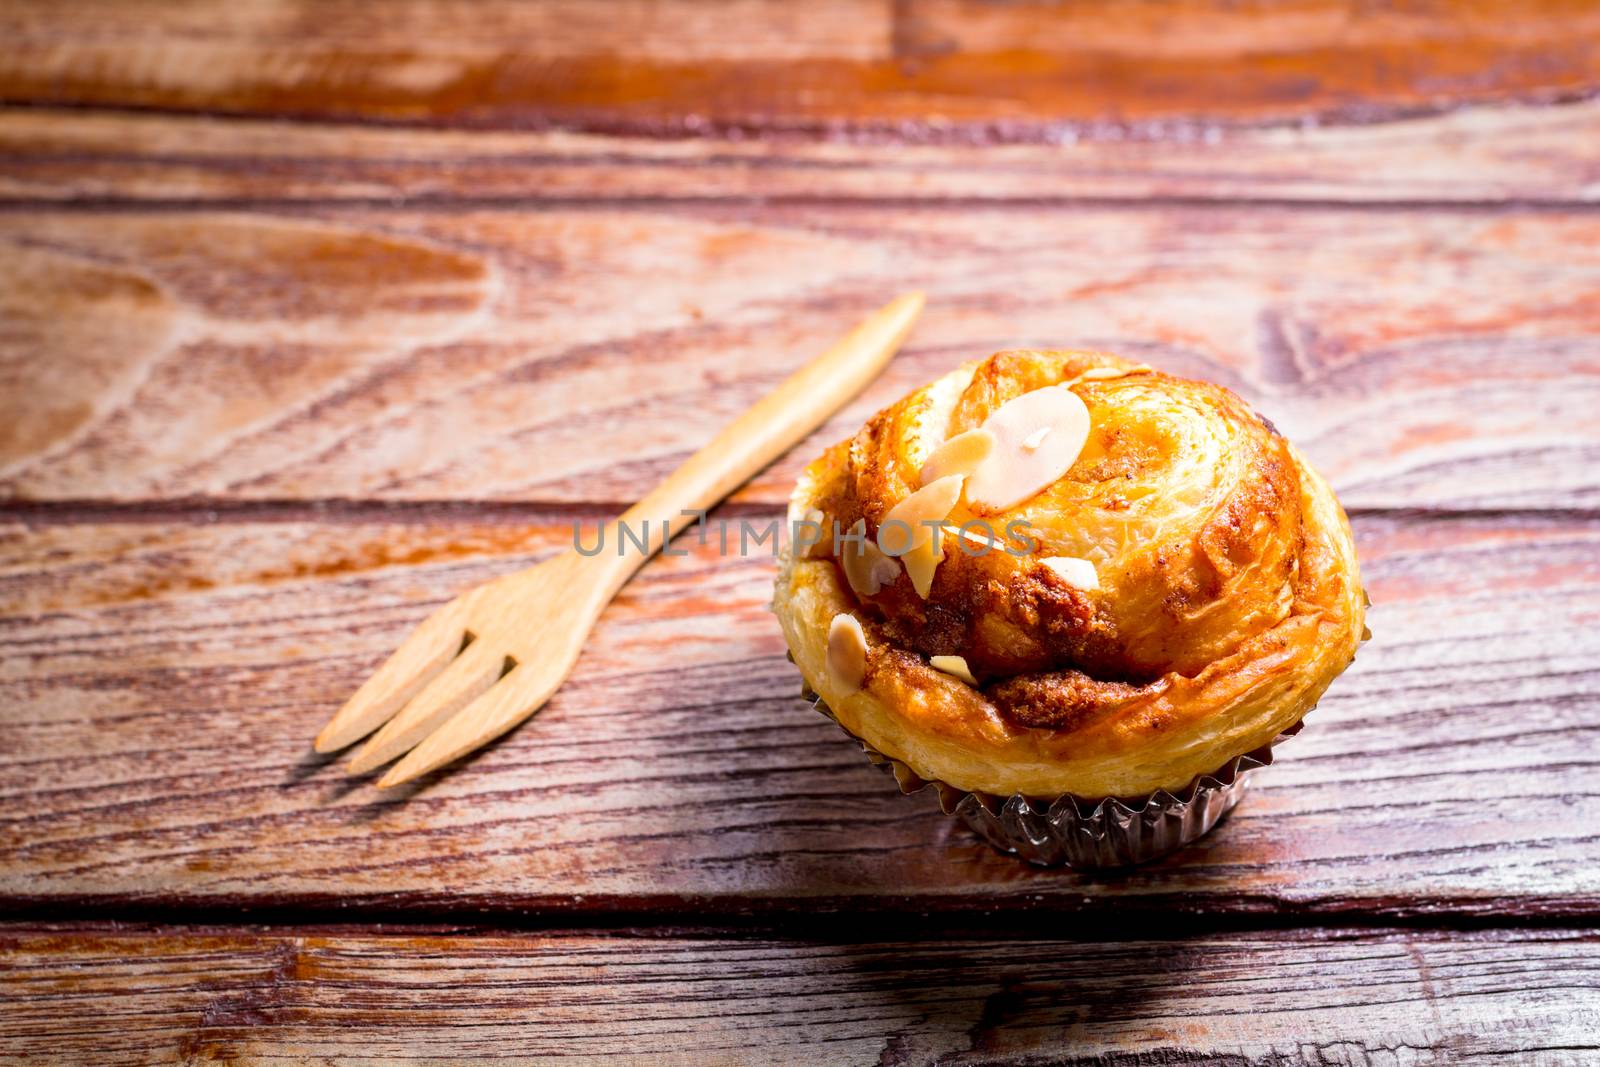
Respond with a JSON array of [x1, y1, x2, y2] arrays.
[[805, 688, 1302, 868]]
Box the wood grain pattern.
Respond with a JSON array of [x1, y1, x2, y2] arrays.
[[2, 927, 1597, 1065], [2, 509, 1595, 917], [1, 205, 1597, 509], [5, 99, 1600, 206], [4, 4, 1599, 1059], [2, 1, 1598, 135]]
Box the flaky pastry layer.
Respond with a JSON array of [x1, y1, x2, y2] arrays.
[[773, 351, 1365, 798]]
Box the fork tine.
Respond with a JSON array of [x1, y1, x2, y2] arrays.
[[347, 638, 507, 774], [313, 595, 476, 754], [376, 661, 567, 788]]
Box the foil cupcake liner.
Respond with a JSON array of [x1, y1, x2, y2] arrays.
[[806, 688, 1302, 868]]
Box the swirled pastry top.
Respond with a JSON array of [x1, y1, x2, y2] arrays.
[[774, 349, 1366, 798]]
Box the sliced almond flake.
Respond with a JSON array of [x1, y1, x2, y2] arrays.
[[839, 518, 902, 598], [919, 428, 996, 485], [1021, 426, 1051, 451], [798, 507, 831, 558], [965, 387, 1091, 513], [878, 474, 965, 557], [929, 654, 978, 686], [826, 613, 867, 694], [1040, 555, 1100, 590], [902, 534, 946, 598], [942, 522, 999, 557]]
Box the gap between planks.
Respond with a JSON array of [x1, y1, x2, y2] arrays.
[[7, 193, 1600, 214], [2, 891, 1598, 937], [2, 917, 1598, 946], [3, 84, 1600, 143], [3, 498, 1599, 528]]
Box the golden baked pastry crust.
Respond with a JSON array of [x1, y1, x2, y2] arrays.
[[774, 350, 1365, 798]]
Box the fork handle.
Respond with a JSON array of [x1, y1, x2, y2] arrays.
[[597, 292, 924, 598]]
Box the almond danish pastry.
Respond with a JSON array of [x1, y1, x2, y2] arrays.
[[773, 349, 1367, 865]]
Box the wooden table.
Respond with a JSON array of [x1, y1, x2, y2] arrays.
[[3, 2, 1598, 1062]]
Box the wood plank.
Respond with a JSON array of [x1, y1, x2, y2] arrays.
[[5, 100, 1600, 206], [1, 927, 1596, 1064], [2, 204, 1597, 509], [1, 510, 1595, 918], [2, 1, 1598, 134]]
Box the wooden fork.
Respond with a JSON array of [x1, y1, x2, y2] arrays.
[[314, 293, 924, 787]]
